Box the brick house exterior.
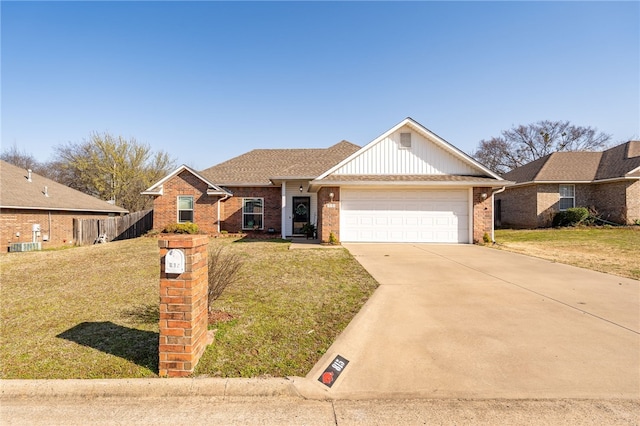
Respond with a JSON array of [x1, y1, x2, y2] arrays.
[[1, 160, 127, 251], [144, 118, 508, 243], [495, 141, 640, 228]]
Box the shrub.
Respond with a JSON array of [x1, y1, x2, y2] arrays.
[[552, 207, 589, 227], [207, 245, 243, 308], [162, 222, 200, 234], [301, 223, 316, 238], [482, 232, 491, 244], [328, 231, 338, 245]]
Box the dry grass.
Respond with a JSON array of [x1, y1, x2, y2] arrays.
[[493, 227, 640, 280], [0, 238, 160, 379], [0, 237, 378, 379]]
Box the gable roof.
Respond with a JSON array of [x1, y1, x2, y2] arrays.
[[503, 141, 640, 184], [313, 117, 504, 186], [595, 141, 640, 180], [141, 164, 232, 196], [199, 141, 361, 186], [0, 160, 128, 213]]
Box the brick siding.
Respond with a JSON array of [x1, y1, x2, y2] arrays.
[[317, 187, 340, 243], [590, 180, 638, 224], [496, 181, 638, 227], [151, 171, 283, 237], [219, 187, 281, 235], [158, 235, 210, 377], [472, 187, 493, 243], [1, 208, 116, 252], [152, 170, 220, 234], [626, 180, 640, 224]]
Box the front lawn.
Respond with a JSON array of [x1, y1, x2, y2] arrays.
[[493, 227, 640, 280], [0, 237, 378, 379]]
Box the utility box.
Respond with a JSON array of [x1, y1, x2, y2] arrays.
[[9, 242, 42, 252]]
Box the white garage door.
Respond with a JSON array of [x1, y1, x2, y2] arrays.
[[340, 188, 469, 243]]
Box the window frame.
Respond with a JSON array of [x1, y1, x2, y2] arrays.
[[559, 184, 575, 211], [399, 132, 412, 149], [242, 197, 264, 230], [177, 195, 194, 223]]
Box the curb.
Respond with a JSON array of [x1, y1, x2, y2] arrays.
[[0, 377, 304, 399]]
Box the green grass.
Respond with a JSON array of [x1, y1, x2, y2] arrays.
[[0, 237, 378, 379], [494, 227, 640, 280], [196, 240, 377, 377]]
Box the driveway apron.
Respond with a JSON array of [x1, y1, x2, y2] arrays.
[[305, 244, 640, 400]]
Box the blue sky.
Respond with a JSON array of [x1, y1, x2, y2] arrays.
[[2, 1, 639, 170]]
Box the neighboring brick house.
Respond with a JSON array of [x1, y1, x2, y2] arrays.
[[0, 160, 128, 251], [143, 118, 508, 243], [495, 141, 640, 228]]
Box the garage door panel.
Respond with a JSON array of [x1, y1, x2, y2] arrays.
[[341, 188, 469, 243]]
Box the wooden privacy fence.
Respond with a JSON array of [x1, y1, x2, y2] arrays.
[[73, 209, 153, 246]]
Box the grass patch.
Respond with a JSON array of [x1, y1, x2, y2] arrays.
[[0, 238, 160, 379], [493, 227, 640, 280], [196, 240, 378, 378], [0, 237, 378, 379]]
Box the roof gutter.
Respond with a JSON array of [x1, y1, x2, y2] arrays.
[[308, 180, 512, 192], [0, 205, 128, 214]]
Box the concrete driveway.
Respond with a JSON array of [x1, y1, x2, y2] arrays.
[[303, 244, 640, 400]]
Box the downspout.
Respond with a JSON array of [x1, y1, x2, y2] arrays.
[[217, 194, 231, 234], [491, 187, 506, 243], [281, 182, 287, 239]]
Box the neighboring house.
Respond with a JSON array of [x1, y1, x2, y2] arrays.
[[495, 141, 640, 228], [0, 160, 128, 251], [143, 118, 508, 244]]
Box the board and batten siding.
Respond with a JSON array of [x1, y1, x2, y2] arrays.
[[283, 180, 317, 236], [333, 126, 478, 176]]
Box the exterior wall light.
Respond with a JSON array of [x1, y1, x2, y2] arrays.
[[329, 192, 334, 202], [481, 192, 488, 200], [299, 185, 303, 193]]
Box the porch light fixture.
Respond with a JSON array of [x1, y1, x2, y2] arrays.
[[329, 192, 334, 202], [299, 185, 303, 192], [481, 192, 488, 200]]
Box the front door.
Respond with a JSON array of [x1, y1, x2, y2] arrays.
[[292, 197, 310, 235]]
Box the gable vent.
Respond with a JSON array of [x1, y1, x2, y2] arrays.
[[400, 132, 412, 149]]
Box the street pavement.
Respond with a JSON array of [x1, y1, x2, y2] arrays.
[[3, 393, 639, 425]]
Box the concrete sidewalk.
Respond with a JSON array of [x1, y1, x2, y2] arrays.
[[305, 244, 640, 400]]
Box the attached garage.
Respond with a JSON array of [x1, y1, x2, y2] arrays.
[[340, 187, 470, 243]]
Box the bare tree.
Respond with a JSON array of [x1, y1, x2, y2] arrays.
[[473, 120, 612, 174], [207, 245, 243, 309], [53, 133, 175, 212], [0, 144, 53, 178]]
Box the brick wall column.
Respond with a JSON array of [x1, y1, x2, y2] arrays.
[[473, 187, 493, 243], [158, 234, 210, 377], [318, 187, 340, 243]]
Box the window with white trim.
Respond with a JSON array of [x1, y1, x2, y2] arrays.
[[559, 185, 575, 211], [243, 198, 264, 230], [177, 196, 194, 222]]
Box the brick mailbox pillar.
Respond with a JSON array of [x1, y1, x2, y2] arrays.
[[158, 234, 210, 377]]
